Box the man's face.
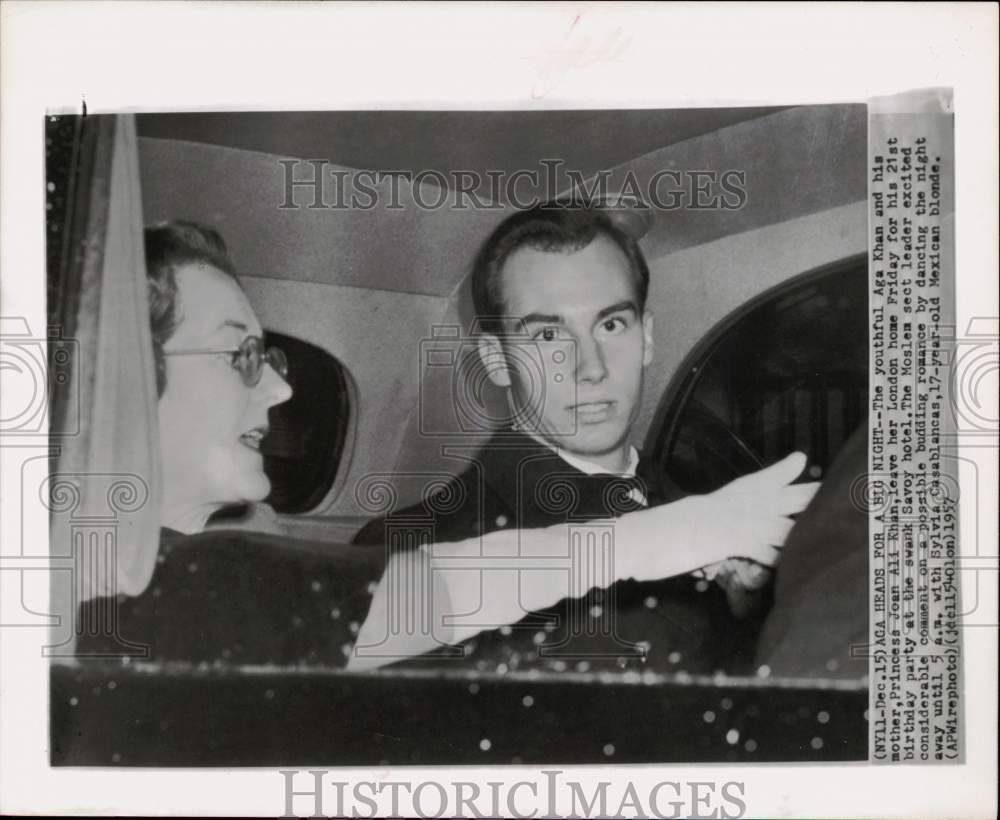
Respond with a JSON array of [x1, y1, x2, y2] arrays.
[[158, 264, 292, 519], [479, 235, 653, 470]]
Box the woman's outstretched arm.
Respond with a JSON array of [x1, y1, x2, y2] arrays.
[[349, 453, 818, 671]]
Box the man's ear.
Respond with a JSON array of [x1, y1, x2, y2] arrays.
[[478, 334, 511, 388], [642, 309, 654, 367]]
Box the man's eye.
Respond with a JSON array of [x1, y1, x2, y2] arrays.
[[535, 327, 560, 342], [598, 316, 628, 335]]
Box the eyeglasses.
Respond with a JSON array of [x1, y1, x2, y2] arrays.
[[164, 336, 288, 387]]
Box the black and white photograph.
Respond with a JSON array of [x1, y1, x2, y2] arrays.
[[43, 102, 872, 767], [1, 3, 996, 818]]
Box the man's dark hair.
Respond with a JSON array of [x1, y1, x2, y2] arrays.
[[145, 221, 239, 397], [470, 202, 650, 335]]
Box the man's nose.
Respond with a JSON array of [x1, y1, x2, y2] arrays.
[[574, 336, 608, 383]]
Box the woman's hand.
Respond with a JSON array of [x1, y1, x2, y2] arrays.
[[614, 452, 819, 583]]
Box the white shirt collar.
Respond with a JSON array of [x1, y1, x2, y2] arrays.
[[519, 431, 640, 478]]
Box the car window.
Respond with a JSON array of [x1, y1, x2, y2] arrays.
[[262, 330, 352, 513], [649, 259, 868, 494]]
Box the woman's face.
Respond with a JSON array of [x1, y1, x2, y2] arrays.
[[158, 263, 292, 519]]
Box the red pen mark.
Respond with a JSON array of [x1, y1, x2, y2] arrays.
[[531, 15, 631, 100]]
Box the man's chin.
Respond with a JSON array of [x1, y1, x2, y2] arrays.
[[522, 418, 629, 460], [563, 429, 630, 458]]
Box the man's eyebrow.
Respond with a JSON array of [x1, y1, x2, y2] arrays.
[[595, 300, 639, 322], [519, 312, 563, 326]]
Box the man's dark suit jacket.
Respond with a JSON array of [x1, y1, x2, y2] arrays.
[[353, 432, 758, 674]]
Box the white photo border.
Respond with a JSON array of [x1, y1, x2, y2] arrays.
[[1, 2, 996, 818]]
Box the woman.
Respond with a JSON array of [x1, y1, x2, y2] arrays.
[[78, 221, 818, 670]]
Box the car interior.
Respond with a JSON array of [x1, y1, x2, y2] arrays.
[[48, 105, 872, 765]]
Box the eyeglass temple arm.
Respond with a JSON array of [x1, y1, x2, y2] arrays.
[[162, 348, 239, 357]]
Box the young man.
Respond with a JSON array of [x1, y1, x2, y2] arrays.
[[355, 203, 782, 674]]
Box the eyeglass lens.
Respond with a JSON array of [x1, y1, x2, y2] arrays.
[[234, 338, 288, 386]]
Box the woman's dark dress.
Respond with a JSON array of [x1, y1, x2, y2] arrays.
[[76, 528, 386, 666]]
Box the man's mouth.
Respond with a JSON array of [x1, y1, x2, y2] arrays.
[[239, 427, 268, 451], [572, 401, 615, 423]]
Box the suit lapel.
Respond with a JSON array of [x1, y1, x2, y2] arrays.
[[474, 431, 663, 525]]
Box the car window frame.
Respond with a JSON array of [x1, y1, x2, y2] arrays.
[[261, 328, 359, 514], [643, 253, 869, 472]]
